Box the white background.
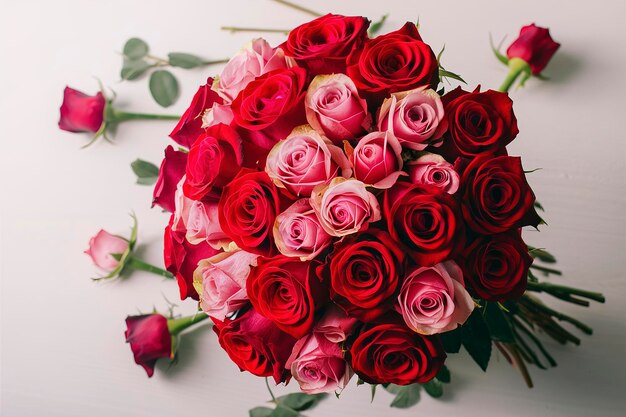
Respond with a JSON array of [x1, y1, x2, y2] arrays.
[[1, 0, 625, 416]]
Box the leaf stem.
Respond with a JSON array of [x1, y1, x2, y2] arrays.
[[271, 0, 322, 17], [108, 109, 181, 122], [265, 377, 277, 403], [221, 26, 290, 34], [125, 256, 174, 278]]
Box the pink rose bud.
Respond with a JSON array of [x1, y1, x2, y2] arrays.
[[396, 261, 474, 335], [58, 86, 106, 133], [408, 153, 460, 194], [124, 314, 173, 377], [85, 229, 129, 272], [152, 145, 188, 213], [305, 74, 370, 143], [193, 250, 259, 321], [286, 333, 352, 394], [347, 131, 405, 189], [310, 177, 381, 237], [266, 126, 351, 197], [315, 305, 358, 343], [378, 87, 446, 150], [506, 24, 560, 75], [274, 199, 333, 261], [201, 102, 234, 129]]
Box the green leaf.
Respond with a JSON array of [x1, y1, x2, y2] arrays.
[[422, 379, 443, 398], [271, 405, 299, 417], [489, 34, 509, 65], [528, 246, 556, 263], [534, 200, 545, 211], [278, 393, 327, 411], [168, 52, 206, 69], [461, 309, 492, 371], [368, 14, 388, 36], [440, 328, 462, 353], [130, 159, 159, 185], [121, 58, 152, 80], [149, 70, 179, 107], [436, 365, 451, 383], [371, 384, 378, 402], [484, 302, 515, 342], [123, 37, 149, 59], [249, 407, 274, 417], [439, 68, 466, 84], [386, 384, 420, 408]]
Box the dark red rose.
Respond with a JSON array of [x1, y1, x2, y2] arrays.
[[214, 307, 296, 384], [58, 86, 106, 133], [169, 78, 222, 148], [442, 87, 518, 157], [384, 183, 463, 266], [218, 170, 283, 256], [347, 319, 446, 385], [247, 256, 326, 338], [282, 14, 369, 75], [124, 314, 172, 377], [507, 24, 560, 75], [152, 145, 188, 213], [164, 214, 220, 300], [347, 23, 438, 96], [462, 231, 532, 301], [459, 155, 542, 234], [182, 123, 243, 201], [328, 229, 405, 322]]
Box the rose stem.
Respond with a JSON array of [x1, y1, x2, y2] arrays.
[[271, 0, 322, 17], [125, 257, 174, 279], [221, 26, 290, 34]]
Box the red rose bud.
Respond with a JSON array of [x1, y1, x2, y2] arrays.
[[59, 87, 105, 133], [507, 24, 560, 75], [152, 145, 188, 213], [124, 314, 173, 377]]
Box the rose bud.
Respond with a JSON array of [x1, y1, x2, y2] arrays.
[[407, 153, 460, 194], [305, 74, 370, 142], [286, 332, 352, 394], [315, 305, 358, 343], [310, 177, 381, 237], [85, 229, 129, 273], [347, 319, 446, 385], [346, 131, 405, 189], [152, 145, 188, 213], [266, 126, 351, 197], [193, 250, 259, 321], [274, 199, 333, 261], [396, 261, 474, 335], [507, 24, 560, 76], [59, 86, 106, 133], [378, 87, 446, 150]]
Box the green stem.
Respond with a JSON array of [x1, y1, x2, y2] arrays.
[[125, 256, 174, 279], [265, 377, 277, 403], [522, 296, 594, 335], [498, 57, 530, 92], [271, 0, 321, 17], [202, 58, 230, 66], [167, 313, 209, 335], [527, 281, 606, 304], [221, 26, 290, 34], [529, 264, 563, 276], [107, 108, 180, 123]]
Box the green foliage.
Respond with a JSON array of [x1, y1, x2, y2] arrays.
[[461, 309, 492, 371], [440, 328, 462, 353], [422, 379, 443, 398], [368, 14, 388, 36], [121, 58, 152, 80], [168, 52, 206, 69], [130, 159, 159, 185], [385, 384, 421, 408], [149, 70, 179, 107], [436, 365, 451, 383], [249, 407, 274, 417], [123, 38, 149, 59], [484, 302, 515, 342], [277, 393, 327, 411]]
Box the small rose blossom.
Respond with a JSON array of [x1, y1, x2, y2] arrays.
[[314, 305, 358, 343], [408, 153, 460, 194], [85, 230, 129, 272], [124, 314, 173, 377], [274, 199, 333, 261], [152, 145, 188, 213], [396, 261, 474, 335], [378, 87, 446, 150], [310, 177, 381, 237], [58, 86, 106, 133], [305, 74, 370, 143], [506, 24, 560, 75], [347, 131, 405, 189]]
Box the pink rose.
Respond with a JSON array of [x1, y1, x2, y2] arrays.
[[305, 74, 370, 143], [201, 102, 234, 129], [217, 38, 289, 103], [265, 126, 351, 197], [314, 306, 358, 343], [378, 87, 446, 150], [346, 131, 405, 189], [286, 333, 352, 394], [310, 177, 381, 237], [193, 250, 259, 321], [85, 230, 129, 272], [396, 261, 474, 335], [152, 145, 188, 213], [408, 153, 460, 194], [274, 199, 333, 260]]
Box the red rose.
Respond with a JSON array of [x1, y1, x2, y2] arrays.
[[347, 319, 446, 385], [384, 182, 463, 266], [459, 155, 542, 234], [247, 256, 326, 338], [183, 123, 243, 201], [328, 229, 406, 322], [58, 86, 105, 133], [169, 78, 222, 148], [507, 24, 560, 75], [218, 170, 283, 256], [347, 23, 437, 96], [442, 87, 518, 157], [282, 14, 369, 75], [462, 231, 532, 301], [124, 314, 172, 377], [152, 145, 187, 213], [214, 307, 296, 384]]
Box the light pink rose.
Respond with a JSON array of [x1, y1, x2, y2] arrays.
[[265, 126, 351, 197], [84, 230, 129, 272], [346, 131, 405, 189], [274, 199, 333, 260], [408, 153, 460, 194], [310, 177, 381, 237], [193, 250, 259, 321], [396, 261, 474, 335], [378, 87, 446, 150], [305, 74, 370, 143], [314, 306, 358, 343], [201, 102, 234, 128], [286, 333, 352, 394], [216, 38, 289, 103]]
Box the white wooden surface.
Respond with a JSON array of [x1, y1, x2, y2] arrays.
[[1, 1, 625, 416]]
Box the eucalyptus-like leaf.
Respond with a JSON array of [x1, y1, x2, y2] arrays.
[[168, 52, 206, 69], [386, 384, 421, 408], [121, 58, 152, 80], [130, 159, 159, 185], [271, 405, 300, 417], [123, 37, 149, 59], [422, 379, 443, 398], [149, 70, 179, 107], [368, 14, 388, 36], [436, 365, 451, 383], [249, 407, 274, 417], [278, 393, 327, 411]]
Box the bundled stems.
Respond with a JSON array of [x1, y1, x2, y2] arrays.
[[527, 281, 606, 305]]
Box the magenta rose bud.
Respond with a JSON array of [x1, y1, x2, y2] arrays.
[[506, 24, 560, 75], [59, 87, 106, 133], [407, 153, 460, 194], [152, 145, 188, 213], [347, 131, 405, 189], [124, 314, 173, 377], [85, 230, 129, 272]]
